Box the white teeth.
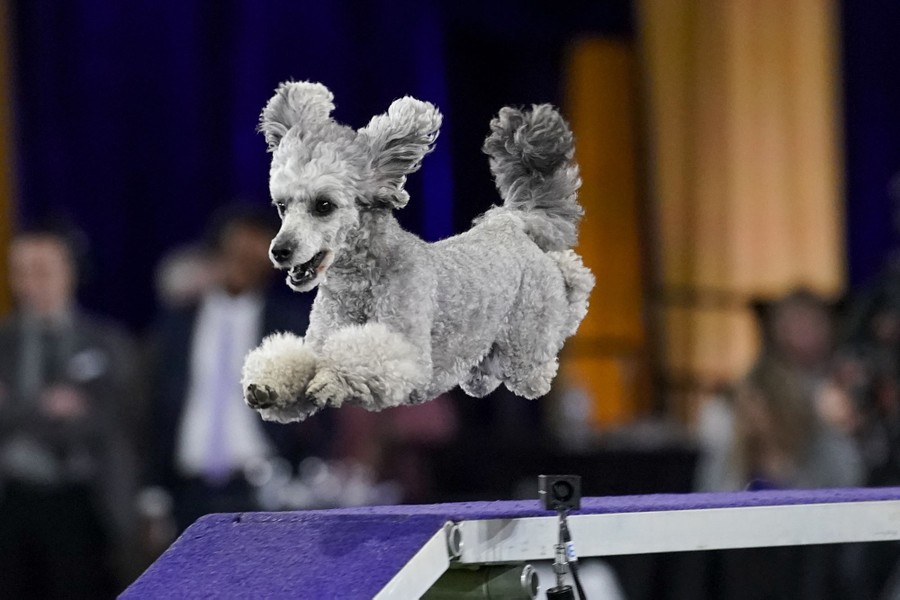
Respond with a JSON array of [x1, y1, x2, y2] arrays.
[[287, 251, 329, 287]]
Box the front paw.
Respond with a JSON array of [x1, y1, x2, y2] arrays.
[[241, 333, 318, 422], [306, 369, 356, 409], [244, 383, 279, 409], [244, 383, 318, 422]]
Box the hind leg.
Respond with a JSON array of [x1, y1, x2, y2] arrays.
[[460, 348, 502, 398], [503, 356, 559, 399], [496, 321, 564, 399], [547, 249, 595, 336], [496, 269, 569, 399]]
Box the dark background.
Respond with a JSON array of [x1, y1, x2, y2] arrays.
[[12, 1, 900, 329], [11, 0, 634, 330], [9, 4, 900, 598]]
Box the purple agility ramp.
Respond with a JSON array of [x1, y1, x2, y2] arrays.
[[123, 487, 900, 599]]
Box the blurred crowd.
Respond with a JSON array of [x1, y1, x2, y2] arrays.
[[3, 205, 900, 598], [0, 206, 458, 597], [689, 289, 883, 600]]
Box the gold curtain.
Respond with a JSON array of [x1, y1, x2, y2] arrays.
[[637, 0, 844, 420], [562, 38, 651, 427], [0, 0, 14, 315]]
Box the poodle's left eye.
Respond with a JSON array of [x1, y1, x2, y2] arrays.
[[313, 198, 335, 217], [274, 200, 286, 216]]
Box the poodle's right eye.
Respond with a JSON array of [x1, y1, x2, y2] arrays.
[[274, 200, 286, 216], [313, 197, 335, 217]]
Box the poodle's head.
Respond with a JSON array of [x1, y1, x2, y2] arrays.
[[259, 81, 441, 291]]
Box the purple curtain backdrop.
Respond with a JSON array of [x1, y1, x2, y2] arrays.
[[841, 0, 900, 288], [10, 0, 630, 330]]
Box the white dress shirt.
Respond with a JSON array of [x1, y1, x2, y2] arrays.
[[175, 290, 273, 478]]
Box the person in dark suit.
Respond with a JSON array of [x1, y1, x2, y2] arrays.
[[144, 206, 332, 533], [0, 226, 139, 599]]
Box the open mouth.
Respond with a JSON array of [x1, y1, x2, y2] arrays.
[[288, 250, 329, 286]]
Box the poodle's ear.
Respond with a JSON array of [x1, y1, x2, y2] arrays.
[[259, 81, 335, 152], [360, 97, 441, 208]]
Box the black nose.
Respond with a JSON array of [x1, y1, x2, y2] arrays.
[[270, 243, 295, 264]]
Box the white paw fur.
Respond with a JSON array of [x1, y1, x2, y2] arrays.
[[241, 332, 318, 421]]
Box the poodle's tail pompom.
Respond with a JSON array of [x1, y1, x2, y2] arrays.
[[482, 105, 582, 251], [259, 81, 336, 152]]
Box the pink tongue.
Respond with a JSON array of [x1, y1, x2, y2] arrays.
[[314, 252, 330, 273]]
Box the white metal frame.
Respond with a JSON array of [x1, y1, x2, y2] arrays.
[[374, 529, 450, 600], [376, 499, 900, 598]]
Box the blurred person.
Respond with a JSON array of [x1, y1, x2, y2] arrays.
[[694, 355, 863, 600], [697, 289, 859, 489], [794, 271, 900, 600], [714, 357, 862, 490], [144, 205, 333, 534], [826, 295, 900, 600], [153, 243, 219, 310], [819, 347, 900, 600], [0, 226, 139, 598], [764, 289, 836, 385], [825, 286, 900, 487], [816, 353, 866, 440]]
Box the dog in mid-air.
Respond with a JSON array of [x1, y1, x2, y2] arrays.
[[241, 81, 594, 423]]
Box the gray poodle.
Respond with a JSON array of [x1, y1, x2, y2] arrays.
[[241, 81, 594, 423]]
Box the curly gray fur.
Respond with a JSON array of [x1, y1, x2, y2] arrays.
[[241, 81, 594, 423], [258, 81, 337, 152], [358, 97, 442, 208], [481, 104, 583, 251]]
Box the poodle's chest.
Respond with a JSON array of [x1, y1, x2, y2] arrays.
[[325, 283, 375, 325]]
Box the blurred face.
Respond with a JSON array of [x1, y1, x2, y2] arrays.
[[772, 301, 832, 370], [8, 235, 76, 318], [219, 223, 275, 295], [871, 308, 900, 344]]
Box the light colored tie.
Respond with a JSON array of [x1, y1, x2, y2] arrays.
[[203, 311, 234, 486]]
